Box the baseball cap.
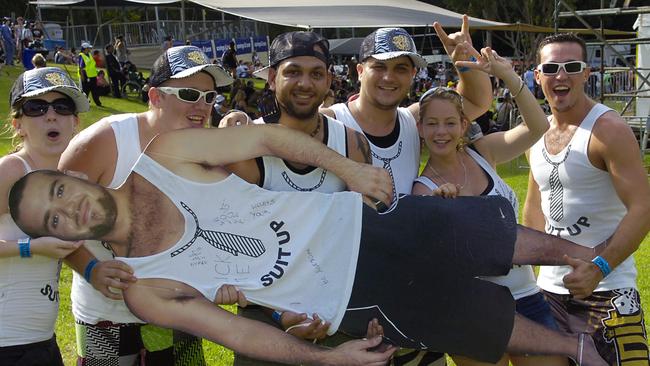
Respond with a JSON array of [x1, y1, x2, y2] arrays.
[[359, 28, 427, 68], [254, 31, 330, 80], [149, 45, 233, 88], [80, 42, 93, 49], [10, 67, 90, 113]]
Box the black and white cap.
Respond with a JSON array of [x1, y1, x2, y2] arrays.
[[254, 31, 330, 81], [149, 45, 233, 88], [10, 67, 90, 112], [359, 28, 427, 68]]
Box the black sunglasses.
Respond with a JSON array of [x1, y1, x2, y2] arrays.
[[21, 98, 76, 117]]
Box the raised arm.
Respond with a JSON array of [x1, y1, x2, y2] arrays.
[[149, 124, 393, 205], [434, 15, 493, 121], [455, 47, 549, 166]]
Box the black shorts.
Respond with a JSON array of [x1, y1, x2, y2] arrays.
[[0, 335, 64, 366], [339, 195, 517, 363]]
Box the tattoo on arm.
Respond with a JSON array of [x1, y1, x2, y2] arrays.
[[355, 132, 372, 164]]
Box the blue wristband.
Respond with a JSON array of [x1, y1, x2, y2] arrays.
[[272, 310, 283, 324], [457, 56, 477, 73], [84, 258, 99, 283], [18, 238, 31, 258], [591, 256, 611, 277]]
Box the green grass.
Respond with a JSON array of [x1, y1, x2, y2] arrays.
[[1, 64, 649, 365]]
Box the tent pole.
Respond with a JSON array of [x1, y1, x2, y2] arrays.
[[94, 0, 102, 46], [181, 0, 186, 42], [155, 6, 161, 44]]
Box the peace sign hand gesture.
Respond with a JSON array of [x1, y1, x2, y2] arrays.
[[454, 47, 516, 81]]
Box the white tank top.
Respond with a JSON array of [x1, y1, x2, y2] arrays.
[[0, 156, 62, 346], [414, 149, 538, 300], [71, 113, 143, 324], [118, 154, 363, 334], [261, 116, 347, 193], [529, 103, 636, 294], [330, 103, 420, 195]]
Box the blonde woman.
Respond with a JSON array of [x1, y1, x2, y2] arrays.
[[414, 48, 567, 366]]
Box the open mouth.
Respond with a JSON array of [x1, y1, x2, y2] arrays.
[[553, 86, 570, 97], [47, 130, 60, 139]]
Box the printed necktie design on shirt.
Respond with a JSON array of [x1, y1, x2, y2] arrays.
[[371, 141, 401, 208], [541, 145, 571, 222], [170, 202, 266, 258], [281, 169, 328, 191]]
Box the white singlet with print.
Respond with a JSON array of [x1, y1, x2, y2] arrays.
[[330, 103, 419, 195], [71, 113, 142, 324], [0, 156, 62, 346], [261, 116, 347, 193], [414, 149, 538, 300], [530, 103, 636, 294], [118, 154, 363, 333]]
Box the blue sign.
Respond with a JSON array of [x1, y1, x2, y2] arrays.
[[235, 38, 252, 54], [190, 40, 214, 59], [43, 39, 66, 52], [253, 37, 268, 52], [215, 39, 231, 58]]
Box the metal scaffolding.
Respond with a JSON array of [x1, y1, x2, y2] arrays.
[[556, 0, 650, 164]]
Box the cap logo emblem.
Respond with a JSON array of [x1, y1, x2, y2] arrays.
[[392, 35, 411, 51], [186, 51, 206, 65], [44, 72, 66, 86]]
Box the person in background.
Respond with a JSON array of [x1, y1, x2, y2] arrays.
[[1, 18, 14, 65], [31, 52, 46, 68], [115, 34, 129, 66], [78, 42, 102, 107], [92, 49, 104, 68], [104, 43, 124, 98]]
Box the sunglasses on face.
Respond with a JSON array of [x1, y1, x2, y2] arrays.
[[157, 87, 218, 104], [537, 61, 587, 75], [21, 98, 76, 117]]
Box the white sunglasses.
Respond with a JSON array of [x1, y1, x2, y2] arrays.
[[537, 61, 587, 75], [157, 87, 218, 104]]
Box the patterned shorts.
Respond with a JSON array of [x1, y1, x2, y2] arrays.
[[544, 288, 649, 365], [75, 321, 205, 366]]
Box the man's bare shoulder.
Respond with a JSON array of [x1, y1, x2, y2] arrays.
[[592, 110, 636, 146], [59, 116, 120, 180]]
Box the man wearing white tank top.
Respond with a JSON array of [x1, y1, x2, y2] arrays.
[[524, 33, 650, 365], [58, 46, 239, 366]]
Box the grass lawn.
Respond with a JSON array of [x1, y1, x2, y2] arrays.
[[1, 64, 649, 365]]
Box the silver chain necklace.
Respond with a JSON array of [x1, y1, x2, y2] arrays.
[[425, 152, 468, 190]]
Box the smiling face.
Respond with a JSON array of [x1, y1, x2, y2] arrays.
[[153, 71, 216, 130], [418, 98, 467, 158], [358, 56, 416, 110], [12, 171, 117, 240], [12, 91, 79, 156], [535, 42, 590, 113], [268, 55, 331, 120]]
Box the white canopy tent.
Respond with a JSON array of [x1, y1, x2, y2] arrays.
[[31, 0, 506, 28]]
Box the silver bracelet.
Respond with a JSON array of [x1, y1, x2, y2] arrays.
[[511, 79, 526, 99]]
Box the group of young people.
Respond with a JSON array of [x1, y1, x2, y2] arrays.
[[1, 15, 648, 366]]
